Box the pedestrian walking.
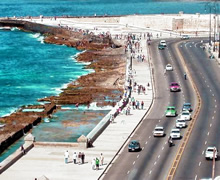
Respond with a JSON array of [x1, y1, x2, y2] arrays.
[[100, 153, 104, 166], [141, 101, 144, 110], [95, 157, 100, 170], [81, 152, 85, 164], [20, 145, 25, 155], [73, 152, 77, 164], [78, 152, 82, 164], [92, 158, 96, 170], [64, 150, 69, 164]]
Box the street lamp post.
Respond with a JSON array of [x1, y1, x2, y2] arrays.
[[205, 2, 219, 48]]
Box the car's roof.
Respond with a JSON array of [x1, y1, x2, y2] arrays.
[[207, 146, 217, 150], [155, 126, 163, 129], [160, 40, 166, 42], [182, 110, 190, 114], [170, 82, 179, 84], [172, 128, 180, 132], [130, 140, 139, 143], [166, 64, 172, 66], [183, 103, 191, 105], [167, 106, 175, 108]]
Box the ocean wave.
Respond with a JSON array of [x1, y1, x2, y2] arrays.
[[29, 33, 44, 44], [0, 107, 18, 118], [61, 102, 112, 111]]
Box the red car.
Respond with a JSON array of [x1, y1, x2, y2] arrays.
[[170, 82, 181, 92]]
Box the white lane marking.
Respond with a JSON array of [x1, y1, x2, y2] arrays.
[[145, 141, 148, 144], [205, 80, 207, 83], [207, 132, 209, 136], [202, 151, 204, 155], [212, 116, 214, 120], [133, 161, 135, 165], [142, 147, 145, 150], [127, 171, 130, 174], [137, 155, 139, 158], [199, 162, 201, 166], [195, 175, 197, 180], [207, 85, 210, 87], [165, 141, 167, 145], [149, 136, 151, 139], [149, 170, 152, 175], [212, 94, 215, 96], [158, 155, 160, 159], [159, 120, 161, 122], [154, 161, 157, 165], [215, 105, 217, 108], [210, 123, 212, 127], [210, 89, 212, 92], [162, 146, 164, 150], [214, 111, 216, 114], [215, 99, 217, 102], [205, 141, 207, 145]]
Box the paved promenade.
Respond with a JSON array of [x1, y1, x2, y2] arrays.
[[0, 23, 153, 179]]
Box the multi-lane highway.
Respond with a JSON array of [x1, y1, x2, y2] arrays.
[[173, 40, 220, 180], [103, 37, 202, 180]]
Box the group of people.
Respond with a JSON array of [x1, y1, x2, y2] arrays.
[[91, 153, 104, 170], [64, 150, 85, 164], [64, 151, 105, 170], [130, 98, 144, 110]]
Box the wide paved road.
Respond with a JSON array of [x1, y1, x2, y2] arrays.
[[173, 40, 220, 180], [103, 38, 197, 180]]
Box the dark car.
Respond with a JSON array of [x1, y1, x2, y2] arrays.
[[128, 140, 141, 152], [182, 103, 192, 112], [158, 44, 165, 50]]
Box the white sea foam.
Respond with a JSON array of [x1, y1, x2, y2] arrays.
[[61, 102, 112, 111], [1, 107, 18, 117]]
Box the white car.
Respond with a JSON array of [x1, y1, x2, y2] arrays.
[[170, 128, 181, 139], [176, 118, 186, 128], [153, 126, 165, 137], [179, 110, 191, 121], [160, 40, 167, 47], [205, 146, 218, 160], [166, 64, 173, 71]]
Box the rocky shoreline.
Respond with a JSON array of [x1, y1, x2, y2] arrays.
[[0, 19, 126, 153]]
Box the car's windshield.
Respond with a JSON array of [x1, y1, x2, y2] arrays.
[[182, 112, 189, 115]]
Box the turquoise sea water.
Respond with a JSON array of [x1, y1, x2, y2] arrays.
[[0, 0, 217, 17], [0, 30, 90, 117]]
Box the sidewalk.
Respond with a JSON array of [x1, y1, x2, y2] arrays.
[[0, 31, 153, 180]]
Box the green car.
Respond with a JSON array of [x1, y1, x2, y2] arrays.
[[165, 106, 177, 117], [158, 44, 165, 50]]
